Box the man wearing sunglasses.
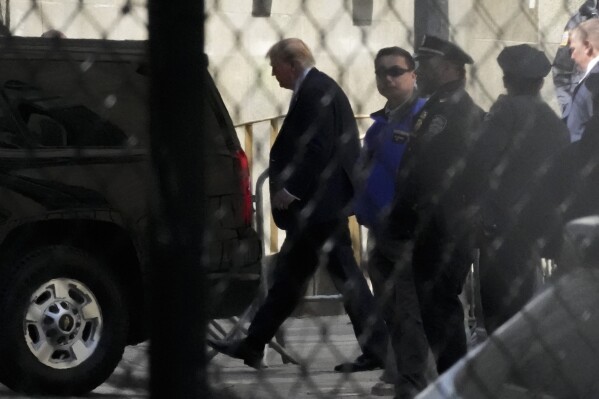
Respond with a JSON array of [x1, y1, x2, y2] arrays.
[[353, 46, 425, 396], [355, 47, 425, 235], [371, 35, 484, 398]]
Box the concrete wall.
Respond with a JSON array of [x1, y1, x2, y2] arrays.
[[203, 0, 580, 123], [204, 0, 415, 124], [3, 0, 580, 119], [451, 0, 578, 111], [4, 0, 147, 40]]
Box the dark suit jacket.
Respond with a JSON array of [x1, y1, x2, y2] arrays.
[[551, 1, 598, 117], [565, 62, 599, 142], [269, 68, 360, 230]]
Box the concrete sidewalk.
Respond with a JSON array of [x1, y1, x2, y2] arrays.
[[0, 315, 392, 398], [207, 315, 388, 398]]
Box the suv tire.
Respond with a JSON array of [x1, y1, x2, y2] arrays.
[[0, 245, 129, 395]]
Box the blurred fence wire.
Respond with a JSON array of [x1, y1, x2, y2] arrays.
[[0, 1, 597, 399]]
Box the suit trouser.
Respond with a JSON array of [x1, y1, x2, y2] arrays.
[[246, 219, 388, 362]]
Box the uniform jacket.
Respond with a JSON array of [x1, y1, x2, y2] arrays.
[[269, 68, 360, 230], [353, 96, 426, 232], [385, 80, 485, 245], [467, 94, 570, 234], [564, 62, 599, 142]]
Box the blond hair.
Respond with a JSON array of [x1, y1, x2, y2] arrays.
[[266, 38, 315, 69]]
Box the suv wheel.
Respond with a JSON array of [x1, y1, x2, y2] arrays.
[[0, 245, 129, 395]]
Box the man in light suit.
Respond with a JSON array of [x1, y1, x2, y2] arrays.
[[565, 18, 599, 142], [209, 38, 387, 373]]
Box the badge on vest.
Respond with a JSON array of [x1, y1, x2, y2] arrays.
[[414, 110, 428, 132], [392, 129, 409, 143], [427, 115, 447, 135]]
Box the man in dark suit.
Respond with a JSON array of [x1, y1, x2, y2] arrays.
[[208, 38, 387, 372], [552, 0, 598, 118], [565, 18, 599, 142]]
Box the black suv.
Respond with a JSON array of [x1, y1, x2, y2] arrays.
[[0, 38, 261, 395]]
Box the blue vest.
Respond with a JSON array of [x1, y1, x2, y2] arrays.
[[354, 97, 426, 232]]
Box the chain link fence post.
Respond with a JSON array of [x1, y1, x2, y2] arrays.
[[148, 0, 208, 397], [414, 0, 449, 44]]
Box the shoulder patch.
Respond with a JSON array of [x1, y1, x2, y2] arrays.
[[427, 115, 447, 135]]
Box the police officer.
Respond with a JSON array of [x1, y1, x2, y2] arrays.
[[467, 45, 570, 334], [371, 35, 484, 398]]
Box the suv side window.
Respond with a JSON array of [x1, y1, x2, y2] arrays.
[[0, 96, 25, 149], [0, 121, 22, 149], [5, 81, 129, 149], [42, 105, 128, 147], [17, 104, 68, 147], [18, 103, 128, 148], [26, 113, 67, 146]]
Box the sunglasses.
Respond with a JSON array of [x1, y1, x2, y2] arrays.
[[375, 65, 412, 78]]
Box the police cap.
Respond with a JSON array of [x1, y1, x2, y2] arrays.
[[414, 35, 474, 65], [497, 44, 551, 79]]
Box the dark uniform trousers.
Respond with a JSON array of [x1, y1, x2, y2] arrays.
[[478, 231, 541, 334], [371, 232, 472, 396], [245, 218, 388, 362]]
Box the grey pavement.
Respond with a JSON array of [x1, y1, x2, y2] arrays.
[[0, 315, 392, 398]]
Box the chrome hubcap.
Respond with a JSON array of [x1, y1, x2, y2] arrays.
[[23, 278, 102, 369]]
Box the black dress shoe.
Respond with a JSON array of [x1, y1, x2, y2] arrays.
[[207, 338, 264, 369], [334, 354, 383, 373]]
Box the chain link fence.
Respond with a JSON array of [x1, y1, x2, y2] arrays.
[[0, 0, 597, 398]]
